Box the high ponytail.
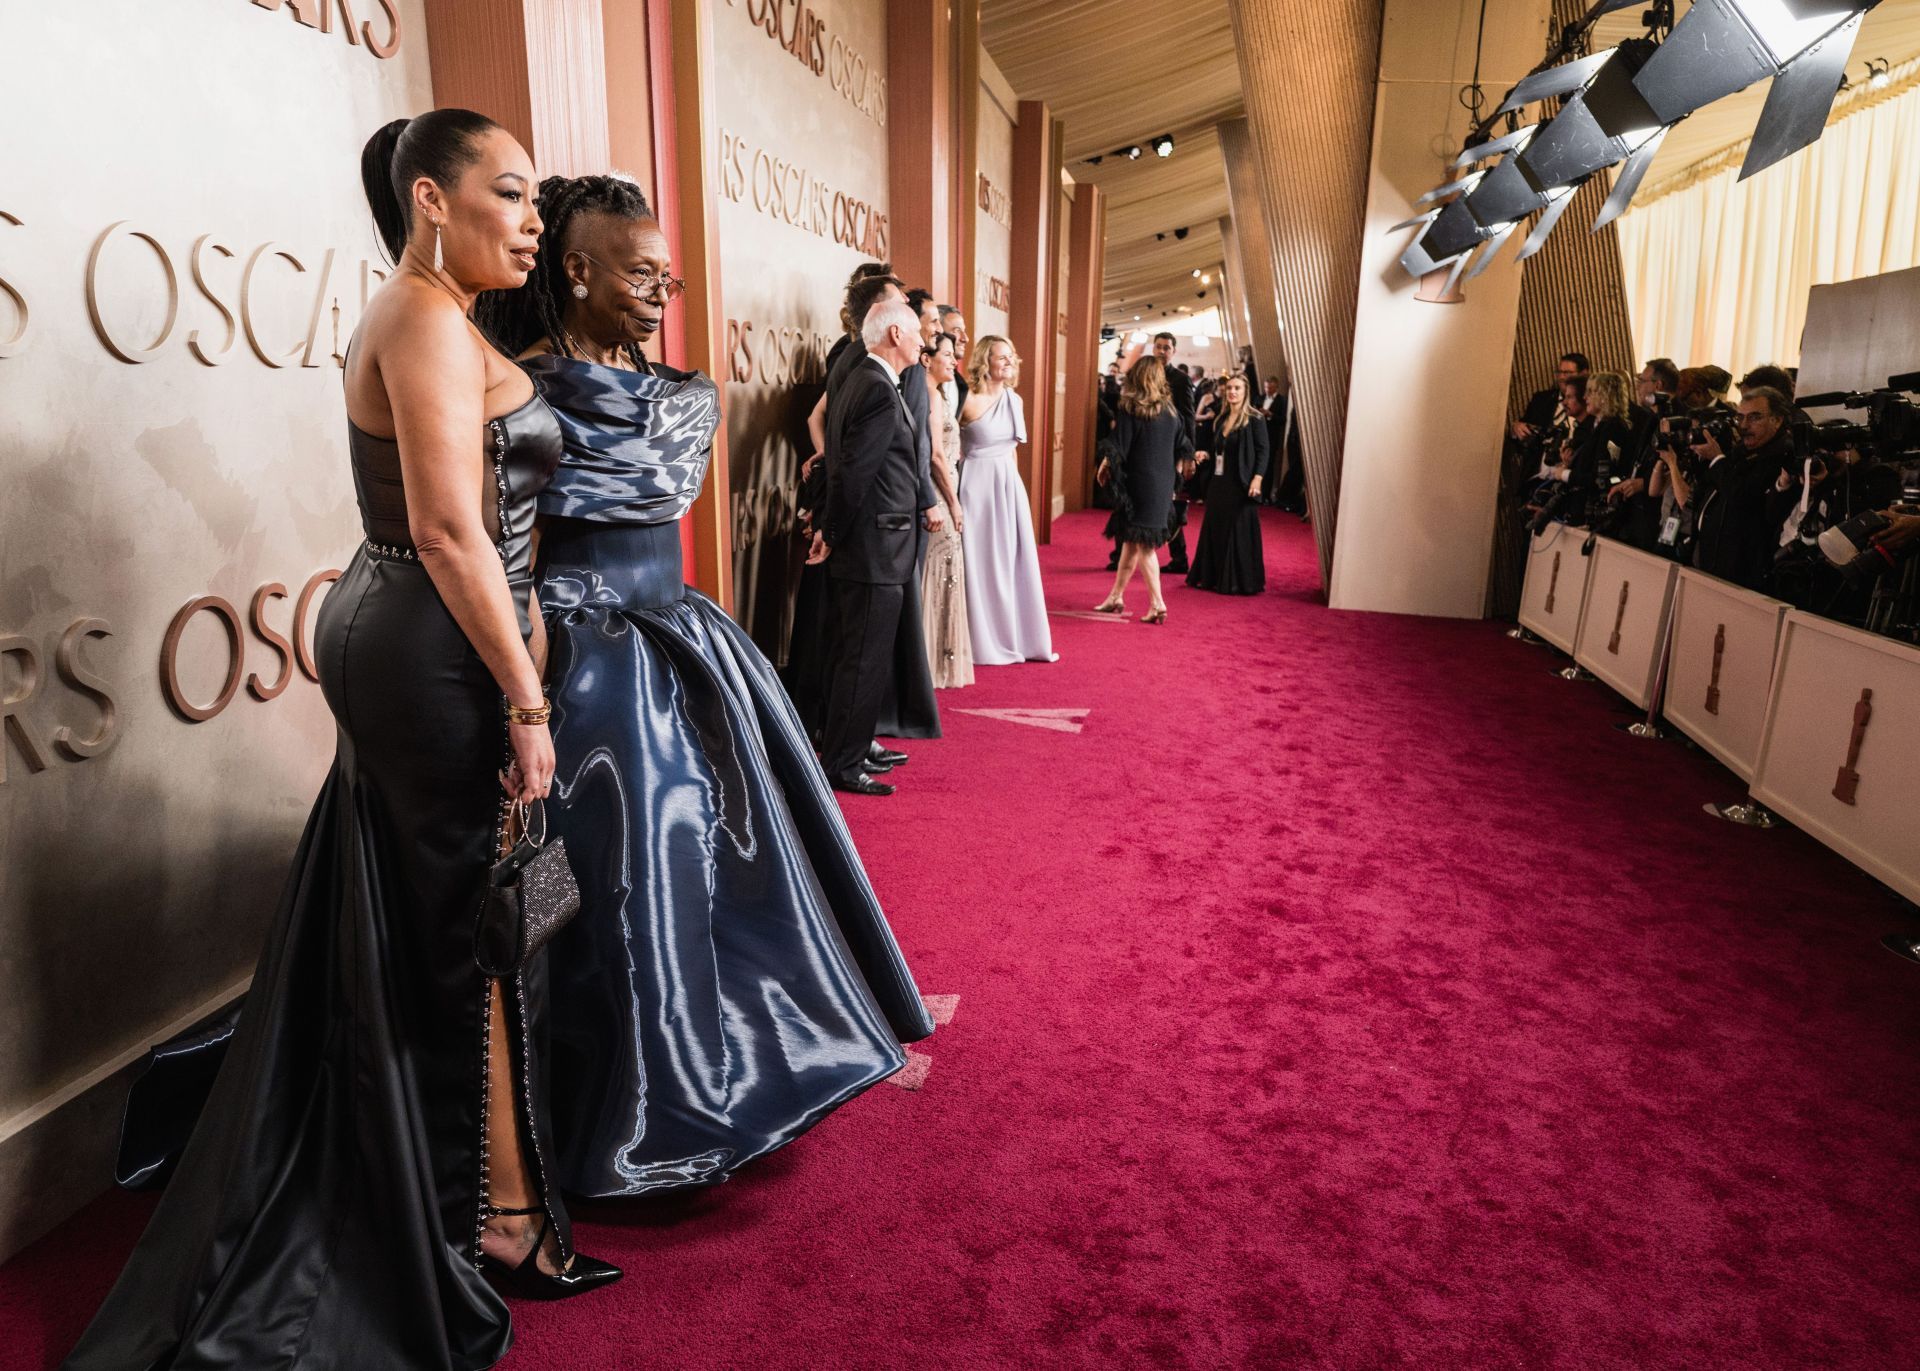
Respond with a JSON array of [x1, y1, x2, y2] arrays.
[[359, 108, 505, 264], [361, 118, 412, 262]]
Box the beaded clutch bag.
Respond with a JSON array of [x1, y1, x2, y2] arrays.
[[474, 799, 581, 978]]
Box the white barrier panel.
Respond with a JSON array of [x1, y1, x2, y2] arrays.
[[1662, 571, 1790, 782], [1573, 537, 1679, 710], [1517, 524, 1594, 653], [1751, 613, 1920, 903]]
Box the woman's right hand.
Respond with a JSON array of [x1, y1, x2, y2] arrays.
[[504, 720, 555, 803]]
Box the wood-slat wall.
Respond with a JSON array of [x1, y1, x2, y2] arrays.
[[1227, 0, 1387, 589], [1487, 0, 1638, 618]]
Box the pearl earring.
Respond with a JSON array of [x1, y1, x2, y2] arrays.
[[572, 284, 589, 300], [432, 220, 443, 273]]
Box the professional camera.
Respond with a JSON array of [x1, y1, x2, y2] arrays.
[[1818, 504, 1920, 583], [1799, 371, 1920, 464], [1801, 419, 1877, 457]]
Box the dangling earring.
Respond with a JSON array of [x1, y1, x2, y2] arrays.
[[432, 220, 444, 273], [572, 284, 589, 300]]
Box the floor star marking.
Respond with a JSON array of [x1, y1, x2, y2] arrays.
[[888, 993, 960, 1090], [953, 707, 1090, 735]]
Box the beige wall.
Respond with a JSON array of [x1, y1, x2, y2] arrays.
[[713, 0, 891, 654], [1327, 0, 1552, 619], [0, 0, 432, 1260], [974, 52, 1015, 341]]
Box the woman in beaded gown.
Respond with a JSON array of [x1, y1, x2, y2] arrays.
[[920, 330, 974, 687], [64, 113, 618, 1371], [480, 175, 933, 1199]]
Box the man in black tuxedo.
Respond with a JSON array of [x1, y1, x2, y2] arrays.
[[1109, 331, 1197, 571], [939, 305, 970, 414], [810, 299, 929, 795]]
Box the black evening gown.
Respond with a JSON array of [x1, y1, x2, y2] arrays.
[[526, 354, 934, 1200], [65, 393, 570, 1370], [1188, 418, 1270, 595], [1105, 407, 1186, 548]]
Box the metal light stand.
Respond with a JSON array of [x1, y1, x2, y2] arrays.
[[1703, 798, 1778, 828], [1507, 625, 1541, 642], [1881, 934, 1920, 964], [1556, 662, 1594, 681]]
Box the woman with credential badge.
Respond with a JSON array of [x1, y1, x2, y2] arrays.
[[478, 173, 934, 1202]]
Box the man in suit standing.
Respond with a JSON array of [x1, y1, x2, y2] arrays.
[[939, 305, 971, 415], [810, 300, 929, 795]]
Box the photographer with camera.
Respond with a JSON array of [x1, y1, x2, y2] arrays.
[[1510, 352, 1590, 447], [1604, 359, 1681, 546], [1656, 386, 1794, 591], [1769, 439, 1905, 609]]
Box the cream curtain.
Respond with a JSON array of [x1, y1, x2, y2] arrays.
[[1616, 64, 1920, 377]]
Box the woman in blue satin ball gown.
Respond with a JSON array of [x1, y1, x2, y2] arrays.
[[478, 175, 933, 1199]]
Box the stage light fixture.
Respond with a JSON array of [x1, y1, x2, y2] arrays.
[[1740, 14, 1863, 179], [1395, 0, 1876, 293], [1174, 226, 1190, 240], [1514, 44, 1663, 189], [1152, 134, 1175, 157], [1124, 145, 1143, 160], [1632, 0, 1864, 125], [1087, 154, 1105, 166], [1201, 273, 1211, 284], [1190, 268, 1202, 279]]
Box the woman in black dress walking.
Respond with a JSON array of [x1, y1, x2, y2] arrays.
[[1187, 372, 1270, 595], [64, 110, 618, 1371], [1094, 355, 1191, 624]]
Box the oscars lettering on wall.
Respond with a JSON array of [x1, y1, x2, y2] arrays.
[[725, 317, 836, 388], [0, 211, 387, 369], [726, 0, 887, 128], [717, 131, 890, 258], [977, 173, 1012, 230], [0, 567, 340, 784], [983, 274, 1012, 311], [247, 0, 404, 58]]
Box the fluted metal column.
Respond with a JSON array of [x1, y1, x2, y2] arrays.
[[1226, 0, 1387, 587], [1217, 117, 1289, 392]]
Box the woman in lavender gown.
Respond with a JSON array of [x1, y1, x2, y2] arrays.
[[957, 337, 1057, 666]]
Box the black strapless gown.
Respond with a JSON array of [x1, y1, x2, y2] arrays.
[[64, 395, 569, 1371], [526, 354, 934, 1199]]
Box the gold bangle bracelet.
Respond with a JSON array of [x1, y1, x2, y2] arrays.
[[503, 698, 552, 726]]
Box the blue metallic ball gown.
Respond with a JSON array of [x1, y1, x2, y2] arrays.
[[526, 353, 934, 1199]]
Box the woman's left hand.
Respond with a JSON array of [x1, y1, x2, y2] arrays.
[[1249, 478, 1263, 499]]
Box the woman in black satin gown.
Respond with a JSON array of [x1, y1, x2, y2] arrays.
[[64, 111, 617, 1371], [478, 177, 933, 1200], [1187, 372, 1270, 595]]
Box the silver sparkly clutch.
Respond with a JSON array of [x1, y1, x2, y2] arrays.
[[474, 799, 581, 978]]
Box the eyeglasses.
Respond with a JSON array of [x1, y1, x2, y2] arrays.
[[574, 252, 685, 302]]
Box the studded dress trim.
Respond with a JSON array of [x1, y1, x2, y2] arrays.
[[470, 414, 571, 1269]]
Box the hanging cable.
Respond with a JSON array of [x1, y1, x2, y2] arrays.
[[1459, 0, 1492, 120]]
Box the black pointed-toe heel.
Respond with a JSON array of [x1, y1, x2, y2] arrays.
[[479, 1205, 623, 1301]]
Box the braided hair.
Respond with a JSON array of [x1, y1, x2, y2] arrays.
[[476, 173, 658, 368]]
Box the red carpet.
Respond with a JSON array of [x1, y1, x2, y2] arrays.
[[6, 508, 1920, 1369]]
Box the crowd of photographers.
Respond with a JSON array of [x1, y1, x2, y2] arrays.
[[1511, 350, 1920, 636]]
